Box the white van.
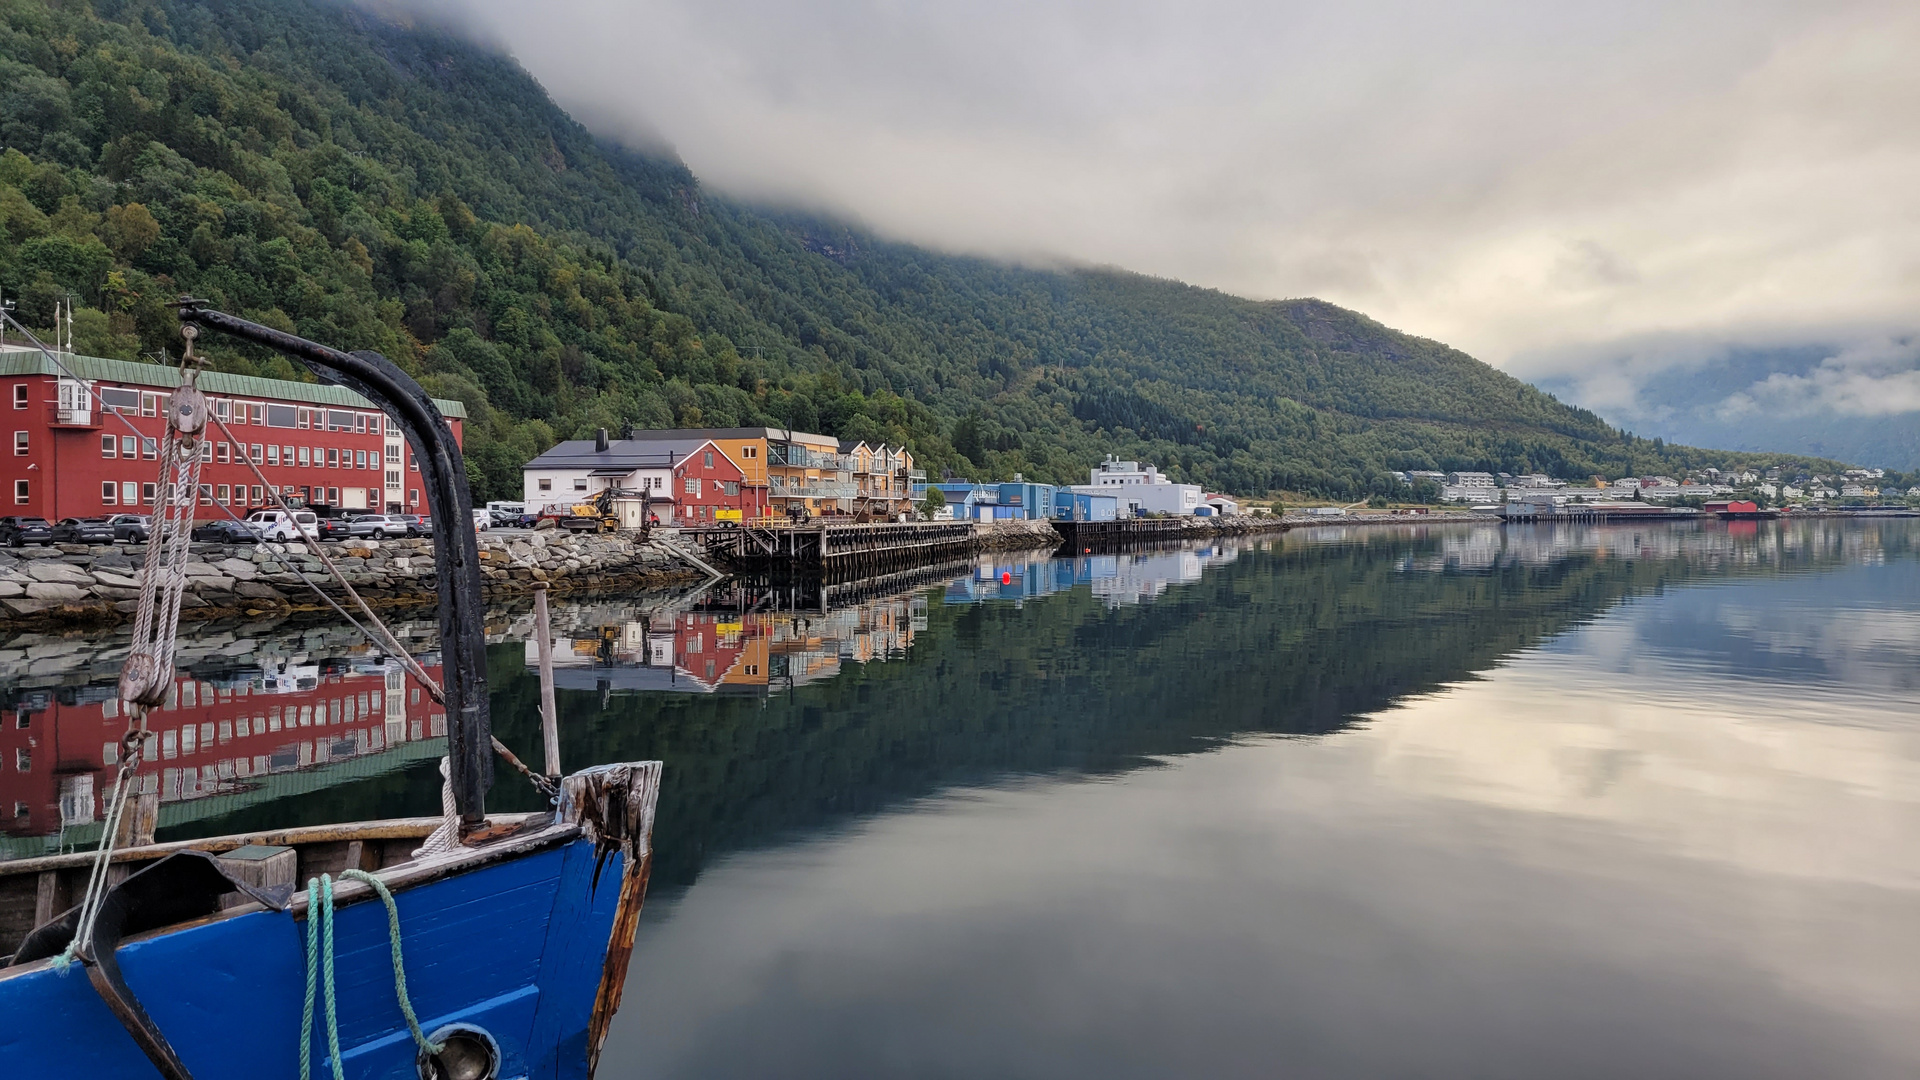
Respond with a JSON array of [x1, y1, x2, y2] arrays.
[[246, 509, 319, 541]]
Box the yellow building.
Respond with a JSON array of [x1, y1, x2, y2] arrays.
[[617, 427, 853, 519]]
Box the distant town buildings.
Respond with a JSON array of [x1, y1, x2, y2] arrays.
[[1382, 459, 1905, 510], [518, 426, 921, 521]]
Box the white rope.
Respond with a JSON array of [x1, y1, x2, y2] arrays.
[[412, 758, 461, 859]]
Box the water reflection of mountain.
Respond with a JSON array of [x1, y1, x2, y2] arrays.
[[475, 519, 1909, 893], [9, 520, 1908, 880]]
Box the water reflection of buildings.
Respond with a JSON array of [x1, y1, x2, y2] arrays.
[[1383, 519, 1895, 574], [0, 653, 447, 856], [944, 546, 1240, 609], [525, 594, 928, 697]]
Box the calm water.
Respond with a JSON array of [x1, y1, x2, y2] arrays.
[[4, 520, 1918, 1076]]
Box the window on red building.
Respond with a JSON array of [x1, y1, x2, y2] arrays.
[[327, 449, 338, 468], [198, 485, 212, 505], [101, 433, 116, 458], [122, 435, 136, 458], [12, 431, 25, 456], [13, 479, 26, 504], [121, 482, 136, 506], [142, 438, 156, 459], [216, 442, 230, 464], [141, 393, 158, 417], [298, 447, 310, 467], [101, 482, 116, 505], [267, 445, 279, 466], [141, 483, 155, 505], [251, 444, 262, 463], [216, 484, 229, 504], [11, 385, 25, 409]]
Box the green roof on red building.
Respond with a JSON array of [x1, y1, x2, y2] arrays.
[[0, 346, 468, 419]]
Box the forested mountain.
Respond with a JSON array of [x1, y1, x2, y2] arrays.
[[0, 0, 1847, 499]]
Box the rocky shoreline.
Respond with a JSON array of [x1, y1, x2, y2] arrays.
[[0, 514, 1499, 628], [0, 531, 704, 626]]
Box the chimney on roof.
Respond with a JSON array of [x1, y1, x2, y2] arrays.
[[595, 428, 609, 452]]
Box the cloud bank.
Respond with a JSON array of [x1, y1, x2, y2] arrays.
[[402, 0, 1920, 408]]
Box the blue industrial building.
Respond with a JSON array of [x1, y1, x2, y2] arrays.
[[995, 482, 1058, 521], [1053, 490, 1119, 522], [919, 479, 1119, 523]]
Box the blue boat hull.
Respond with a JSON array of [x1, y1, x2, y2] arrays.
[[0, 835, 632, 1079]]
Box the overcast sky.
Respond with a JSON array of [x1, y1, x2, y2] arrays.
[[410, 0, 1919, 419]]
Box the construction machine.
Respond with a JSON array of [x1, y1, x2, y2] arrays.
[[559, 486, 648, 534]]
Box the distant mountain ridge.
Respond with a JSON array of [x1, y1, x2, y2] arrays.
[[1535, 342, 1920, 472], [0, 0, 1852, 499]]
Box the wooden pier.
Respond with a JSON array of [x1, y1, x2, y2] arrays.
[[1053, 518, 1208, 551], [685, 521, 980, 578]]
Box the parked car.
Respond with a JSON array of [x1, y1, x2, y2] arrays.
[[245, 509, 319, 542], [396, 514, 428, 537], [191, 519, 260, 544], [347, 513, 408, 538], [0, 516, 55, 547], [105, 514, 152, 543], [50, 517, 118, 545], [313, 516, 352, 541], [472, 508, 490, 532]]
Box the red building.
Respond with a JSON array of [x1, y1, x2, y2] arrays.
[[1, 345, 466, 520], [0, 662, 447, 844], [521, 435, 753, 524]]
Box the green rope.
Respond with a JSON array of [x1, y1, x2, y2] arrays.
[[300, 877, 319, 1080], [339, 869, 444, 1057], [299, 871, 442, 1080]]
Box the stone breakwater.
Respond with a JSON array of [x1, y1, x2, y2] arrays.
[[0, 531, 703, 624], [971, 519, 1068, 550]]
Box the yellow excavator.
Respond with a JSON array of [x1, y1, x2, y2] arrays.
[[559, 486, 648, 534]]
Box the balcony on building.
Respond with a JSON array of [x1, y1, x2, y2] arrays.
[[45, 404, 100, 428]]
